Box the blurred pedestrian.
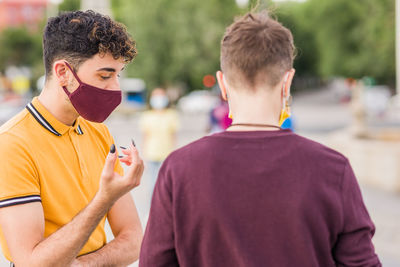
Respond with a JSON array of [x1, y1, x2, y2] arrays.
[[140, 88, 179, 193], [0, 72, 5, 92], [0, 10, 144, 267], [208, 95, 232, 134], [0, 73, 15, 101], [140, 10, 381, 267]]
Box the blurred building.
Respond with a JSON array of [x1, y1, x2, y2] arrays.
[[0, 0, 48, 31]]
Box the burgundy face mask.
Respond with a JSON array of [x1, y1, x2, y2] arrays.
[[62, 62, 122, 123]]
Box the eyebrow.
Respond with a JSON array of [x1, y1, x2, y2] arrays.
[[96, 66, 125, 72], [96, 68, 116, 72]]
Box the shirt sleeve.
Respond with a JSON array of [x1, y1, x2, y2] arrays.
[[139, 159, 179, 267], [0, 133, 41, 208], [332, 160, 381, 267]]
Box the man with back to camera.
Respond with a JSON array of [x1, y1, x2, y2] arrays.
[[139, 11, 381, 267], [0, 10, 144, 266]]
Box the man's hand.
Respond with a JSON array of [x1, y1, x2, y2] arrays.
[[98, 141, 144, 205]]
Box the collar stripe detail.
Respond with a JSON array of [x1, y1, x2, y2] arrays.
[[26, 103, 61, 136], [77, 125, 84, 135], [0, 195, 41, 208]]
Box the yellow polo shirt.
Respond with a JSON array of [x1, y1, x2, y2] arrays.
[[0, 97, 123, 261]]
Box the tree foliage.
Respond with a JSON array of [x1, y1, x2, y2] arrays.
[[275, 2, 318, 77], [0, 27, 42, 72], [277, 0, 395, 85], [59, 0, 81, 12], [112, 0, 241, 90], [112, 0, 395, 89], [0, 0, 395, 92]]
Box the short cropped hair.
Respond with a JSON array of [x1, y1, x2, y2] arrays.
[[43, 10, 136, 79], [221, 11, 295, 88]]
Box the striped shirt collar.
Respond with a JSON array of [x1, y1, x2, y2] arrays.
[[26, 97, 84, 136]]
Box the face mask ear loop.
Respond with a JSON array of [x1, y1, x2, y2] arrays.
[[64, 61, 83, 84]]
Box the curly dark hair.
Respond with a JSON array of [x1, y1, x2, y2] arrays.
[[43, 10, 136, 79]]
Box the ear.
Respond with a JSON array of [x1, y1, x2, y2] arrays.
[[283, 68, 296, 96], [216, 71, 228, 101], [53, 60, 69, 87]]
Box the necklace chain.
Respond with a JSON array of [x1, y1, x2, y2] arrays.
[[229, 123, 281, 129]]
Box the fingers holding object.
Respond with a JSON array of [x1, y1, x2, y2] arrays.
[[118, 139, 141, 166]]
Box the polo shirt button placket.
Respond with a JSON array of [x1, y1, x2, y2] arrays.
[[68, 128, 88, 183]]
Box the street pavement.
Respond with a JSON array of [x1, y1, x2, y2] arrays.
[[0, 88, 399, 266]]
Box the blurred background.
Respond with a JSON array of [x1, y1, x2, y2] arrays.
[[0, 0, 399, 266]]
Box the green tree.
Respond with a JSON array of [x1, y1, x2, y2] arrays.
[[274, 0, 395, 86], [302, 0, 394, 84], [276, 2, 318, 77], [0, 27, 44, 91], [112, 0, 396, 90], [0, 27, 42, 72], [112, 0, 241, 90], [59, 0, 81, 12]]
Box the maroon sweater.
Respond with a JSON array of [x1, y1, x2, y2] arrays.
[[140, 130, 381, 267]]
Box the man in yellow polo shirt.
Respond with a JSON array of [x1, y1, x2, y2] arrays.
[[0, 10, 144, 266]]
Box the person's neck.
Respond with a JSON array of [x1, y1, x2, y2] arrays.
[[38, 83, 79, 126], [227, 88, 281, 132]]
